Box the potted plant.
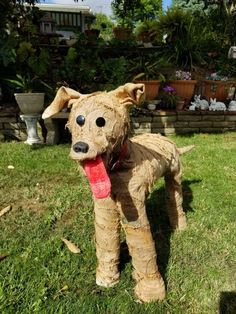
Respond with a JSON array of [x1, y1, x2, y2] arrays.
[[6, 74, 48, 115], [168, 70, 197, 105], [111, 0, 134, 40], [132, 56, 167, 100], [135, 19, 160, 45], [158, 85, 180, 110], [202, 72, 236, 102]]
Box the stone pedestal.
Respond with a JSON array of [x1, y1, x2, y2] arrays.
[[20, 114, 42, 145]]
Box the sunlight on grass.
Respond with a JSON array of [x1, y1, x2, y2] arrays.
[[0, 133, 236, 313]]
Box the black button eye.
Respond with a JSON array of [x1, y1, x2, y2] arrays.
[[96, 117, 106, 127], [76, 115, 85, 126]]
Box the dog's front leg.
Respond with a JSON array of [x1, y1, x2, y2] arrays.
[[120, 199, 166, 302], [94, 197, 121, 287]]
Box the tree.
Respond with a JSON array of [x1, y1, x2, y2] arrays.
[[173, 0, 236, 45], [111, 0, 162, 27], [93, 13, 114, 40]]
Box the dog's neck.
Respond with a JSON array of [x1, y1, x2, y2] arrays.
[[109, 140, 129, 171]]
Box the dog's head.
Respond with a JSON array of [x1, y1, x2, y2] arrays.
[[43, 83, 145, 162], [42, 83, 144, 199]]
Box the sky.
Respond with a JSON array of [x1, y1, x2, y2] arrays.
[[42, 0, 172, 16]]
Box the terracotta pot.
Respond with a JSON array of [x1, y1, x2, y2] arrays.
[[113, 27, 132, 41], [85, 29, 100, 38], [169, 80, 197, 105], [135, 80, 160, 100], [176, 100, 185, 111], [14, 93, 45, 115], [202, 80, 236, 102]]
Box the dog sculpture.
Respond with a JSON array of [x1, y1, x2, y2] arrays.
[[43, 83, 193, 302]]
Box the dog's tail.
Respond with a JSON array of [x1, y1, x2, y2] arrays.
[[178, 145, 195, 155]]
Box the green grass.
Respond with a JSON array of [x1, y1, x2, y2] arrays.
[[0, 133, 236, 314]]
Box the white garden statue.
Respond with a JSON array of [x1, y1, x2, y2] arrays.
[[228, 100, 236, 111], [189, 95, 209, 111], [209, 98, 226, 111]]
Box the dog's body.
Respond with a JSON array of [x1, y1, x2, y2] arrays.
[[43, 83, 192, 302]]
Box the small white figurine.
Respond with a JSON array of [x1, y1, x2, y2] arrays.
[[189, 95, 209, 110], [228, 100, 236, 111], [209, 98, 226, 111]]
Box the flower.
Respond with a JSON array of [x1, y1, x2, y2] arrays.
[[163, 86, 176, 93], [205, 72, 228, 81], [158, 85, 179, 109], [175, 70, 192, 80]]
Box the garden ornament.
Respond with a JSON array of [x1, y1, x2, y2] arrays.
[[42, 83, 194, 303], [190, 95, 209, 110], [228, 100, 236, 111], [209, 98, 226, 111]]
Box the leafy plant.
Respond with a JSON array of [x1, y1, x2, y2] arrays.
[[157, 7, 206, 69], [5, 74, 52, 93], [99, 57, 128, 87], [135, 19, 161, 43], [131, 52, 170, 81]]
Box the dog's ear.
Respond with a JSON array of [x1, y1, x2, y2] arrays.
[[42, 86, 82, 119], [109, 83, 145, 106]]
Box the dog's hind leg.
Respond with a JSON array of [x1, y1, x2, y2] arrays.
[[164, 166, 187, 231], [94, 197, 121, 287]]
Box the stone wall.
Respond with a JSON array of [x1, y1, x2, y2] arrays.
[[1, 109, 236, 142], [0, 109, 27, 141], [131, 110, 236, 135]]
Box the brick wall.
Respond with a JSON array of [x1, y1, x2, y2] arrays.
[[1, 110, 236, 142], [131, 110, 236, 135], [0, 109, 27, 141]]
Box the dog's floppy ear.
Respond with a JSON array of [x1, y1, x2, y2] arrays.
[[42, 86, 82, 119], [109, 83, 145, 106]]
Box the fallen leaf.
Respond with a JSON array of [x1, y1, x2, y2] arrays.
[[0, 205, 12, 218], [53, 285, 69, 300], [0, 253, 10, 262], [61, 238, 81, 253]]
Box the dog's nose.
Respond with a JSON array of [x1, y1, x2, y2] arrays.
[[73, 141, 89, 153]]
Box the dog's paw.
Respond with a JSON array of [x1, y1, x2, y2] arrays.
[[96, 269, 120, 288], [96, 277, 119, 288], [176, 214, 187, 231], [134, 276, 166, 302]]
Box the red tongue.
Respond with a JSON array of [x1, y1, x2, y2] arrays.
[[83, 156, 111, 199]]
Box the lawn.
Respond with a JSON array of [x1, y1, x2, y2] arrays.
[[0, 133, 236, 314]]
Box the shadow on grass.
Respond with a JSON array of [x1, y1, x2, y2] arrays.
[[119, 179, 201, 283], [219, 292, 236, 314]]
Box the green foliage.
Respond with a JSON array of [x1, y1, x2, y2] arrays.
[[131, 52, 171, 81], [173, 0, 236, 46], [92, 13, 114, 41], [135, 19, 162, 43], [111, 0, 139, 27], [133, 0, 163, 21], [157, 8, 206, 69], [112, 0, 162, 26], [0, 34, 16, 67], [99, 56, 128, 87], [5, 73, 52, 93]]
